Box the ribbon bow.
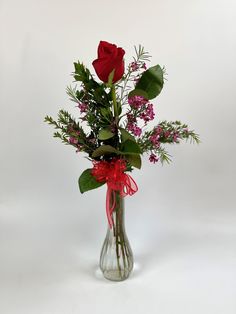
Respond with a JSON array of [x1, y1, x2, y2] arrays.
[[91, 158, 138, 228]]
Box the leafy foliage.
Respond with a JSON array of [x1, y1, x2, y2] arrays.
[[121, 139, 141, 154], [45, 44, 200, 193], [98, 128, 115, 140], [79, 169, 105, 193], [125, 154, 142, 169], [134, 65, 164, 99]]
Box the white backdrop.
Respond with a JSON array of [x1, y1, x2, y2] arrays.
[[1, 0, 236, 313]]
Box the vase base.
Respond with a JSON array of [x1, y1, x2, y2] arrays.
[[102, 269, 131, 282]]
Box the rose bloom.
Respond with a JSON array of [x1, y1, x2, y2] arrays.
[[92, 41, 125, 83]]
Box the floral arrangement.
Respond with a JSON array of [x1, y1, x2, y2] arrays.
[[45, 40, 199, 226], [45, 41, 199, 281]]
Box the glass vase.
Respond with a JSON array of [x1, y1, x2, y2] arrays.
[[99, 191, 134, 281]]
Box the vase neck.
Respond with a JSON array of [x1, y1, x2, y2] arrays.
[[109, 191, 125, 232], [100, 190, 133, 281]]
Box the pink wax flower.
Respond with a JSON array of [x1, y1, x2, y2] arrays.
[[69, 137, 79, 145], [140, 103, 155, 122], [164, 131, 171, 138], [127, 123, 142, 137], [130, 61, 139, 71], [127, 113, 137, 123], [142, 63, 147, 70], [150, 134, 160, 148], [173, 132, 179, 142], [128, 95, 148, 109], [155, 126, 163, 135], [132, 125, 142, 137], [78, 102, 88, 113], [149, 153, 159, 163]]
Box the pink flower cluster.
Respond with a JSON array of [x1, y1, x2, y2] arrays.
[[163, 130, 179, 142], [127, 113, 142, 137], [78, 102, 88, 113], [126, 96, 156, 137], [140, 103, 155, 122], [130, 62, 147, 72], [149, 126, 162, 148], [68, 129, 81, 148], [69, 136, 83, 153], [149, 125, 181, 147], [128, 95, 148, 109]]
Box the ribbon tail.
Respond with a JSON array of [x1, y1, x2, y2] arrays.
[[106, 186, 116, 228]]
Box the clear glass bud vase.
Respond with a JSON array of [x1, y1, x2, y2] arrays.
[[99, 191, 134, 281]]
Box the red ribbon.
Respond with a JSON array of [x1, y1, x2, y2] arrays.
[[91, 158, 138, 228]]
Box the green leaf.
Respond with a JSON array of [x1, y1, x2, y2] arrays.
[[121, 139, 141, 154], [78, 169, 105, 193], [117, 102, 122, 115], [119, 128, 135, 142], [98, 128, 115, 140], [100, 107, 112, 118], [73, 62, 90, 82], [128, 88, 149, 100], [135, 65, 164, 100], [125, 154, 142, 169], [92, 145, 119, 158]]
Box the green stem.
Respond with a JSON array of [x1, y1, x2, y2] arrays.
[[111, 85, 118, 118], [118, 207, 127, 270], [115, 206, 122, 275], [120, 67, 133, 104]]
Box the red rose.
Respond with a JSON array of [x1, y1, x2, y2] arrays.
[[92, 41, 125, 83]]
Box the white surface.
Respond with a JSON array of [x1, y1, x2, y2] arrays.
[[1, 0, 236, 313], [1, 198, 236, 314]]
